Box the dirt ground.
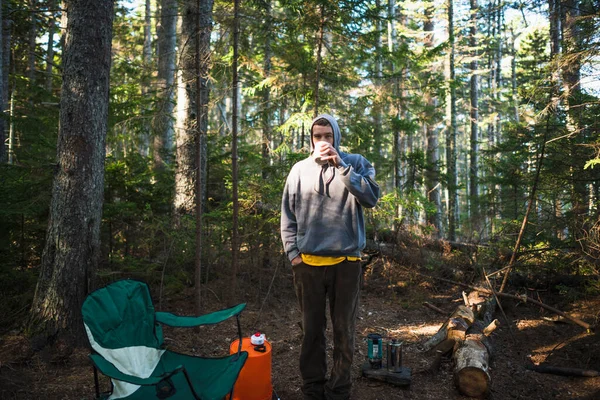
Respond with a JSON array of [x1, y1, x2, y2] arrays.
[[1, 258, 599, 400]]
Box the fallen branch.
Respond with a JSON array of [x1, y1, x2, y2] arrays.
[[404, 268, 593, 331], [423, 302, 446, 315], [418, 306, 474, 352], [525, 364, 600, 377], [483, 319, 500, 336]]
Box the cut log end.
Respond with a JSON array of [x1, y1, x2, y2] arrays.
[[455, 366, 490, 398]]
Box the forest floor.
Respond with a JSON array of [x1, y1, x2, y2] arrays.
[[1, 256, 599, 400]]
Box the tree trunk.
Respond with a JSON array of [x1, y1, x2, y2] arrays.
[[424, 5, 442, 236], [28, 0, 114, 346], [0, 0, 4, 163], [138, 0, 152, 156], [45, 0, 57, 92], [469, 0, 480, 225], [229, 0, 240, 305], [313, 4, 325, 118], [373, 0, 383, 169], [261, 0, 272, 180], [27, 0, 37, 86], [153, 0, 177, 170], [454, 297, 496, 398], [446, 0, 458, 241], [561, 0, 586, 221], [548, 0, 561, 57], [453, 331, 492, 397], [175, 0, 211, 217], [193, 0, 214, 313]]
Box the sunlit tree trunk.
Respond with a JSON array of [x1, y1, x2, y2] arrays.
[[175, 0, 200, 216], [143, 0, 152, 64], [28, 0, 114, 346], [469, 0, 480, 227], [153, 0, 177, 170], [424, 5, 442, 236]]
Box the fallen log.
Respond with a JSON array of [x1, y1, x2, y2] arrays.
[[453, 320, 495, 398], [401, 268, 594, 331], [418, 305, 475, 352], [453, 296, 496, 398]]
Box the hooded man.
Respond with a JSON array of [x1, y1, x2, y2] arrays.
[[281, 114, 380, 400]]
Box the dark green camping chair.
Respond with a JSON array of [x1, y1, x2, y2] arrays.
[[82, 279, 248, 400]]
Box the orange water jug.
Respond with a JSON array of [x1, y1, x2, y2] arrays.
[[229, 335, 273, 400]]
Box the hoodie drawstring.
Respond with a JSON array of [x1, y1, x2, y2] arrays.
[[314, 164, 335, 197]]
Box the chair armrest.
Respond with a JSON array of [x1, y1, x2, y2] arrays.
[[89, 354, 182, 386], [155, 303, 246, 327]]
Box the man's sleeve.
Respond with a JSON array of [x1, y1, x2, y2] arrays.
[[336, 156, 380, 208], [280, 172, 300, 261]]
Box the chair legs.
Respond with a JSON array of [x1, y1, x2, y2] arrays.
[[93, 366, 100, 399], [181, 368, 202, 399]]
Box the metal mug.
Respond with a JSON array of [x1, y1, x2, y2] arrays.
[[386, 339, 403, 372]]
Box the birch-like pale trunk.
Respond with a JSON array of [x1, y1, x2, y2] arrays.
[[424, 5, 442, 236]]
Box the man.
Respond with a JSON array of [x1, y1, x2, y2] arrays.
[[281, 114, 380, 400]]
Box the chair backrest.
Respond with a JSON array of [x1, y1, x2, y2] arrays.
[[82, 279, 163, 350]]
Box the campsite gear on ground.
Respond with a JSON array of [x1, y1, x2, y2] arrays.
[[367, 333, 383, 369], [386, 339, 403, 373], [229, 335, 273, 400], [82, 279, 248, 400], [250, 332, 266, 346], [362, 334, 411, 388]]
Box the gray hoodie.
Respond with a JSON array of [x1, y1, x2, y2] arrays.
[[280, 114, 380, 262]]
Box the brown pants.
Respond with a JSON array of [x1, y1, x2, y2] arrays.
[[293, 260, 362, 400]]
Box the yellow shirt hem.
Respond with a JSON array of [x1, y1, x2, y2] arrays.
[[301, 254, 361, 266]]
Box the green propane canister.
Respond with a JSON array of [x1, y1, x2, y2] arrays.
[[386, 338, 403, 373], [367, 333, 383, 369]]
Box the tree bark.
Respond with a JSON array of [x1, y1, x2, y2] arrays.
[[28, 0, 114, 346], [261, 0, 272, 180], [454, 332, 492, 397], [313, 4, 325, 118], [230, 0, 240, 305], [419, 305, 475, 352], [424, 4, 442, 237], [193, 0, 214, 313], [153, 0, 178, 170], [27, 0, 37, 86], [446, 0, 458, 241], [469, 0, 480, 225], [45, 0, 57, 92], [0, 0, 5, 163]]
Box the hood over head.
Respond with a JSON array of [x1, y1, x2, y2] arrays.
[[310, 114, 342, 152]]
